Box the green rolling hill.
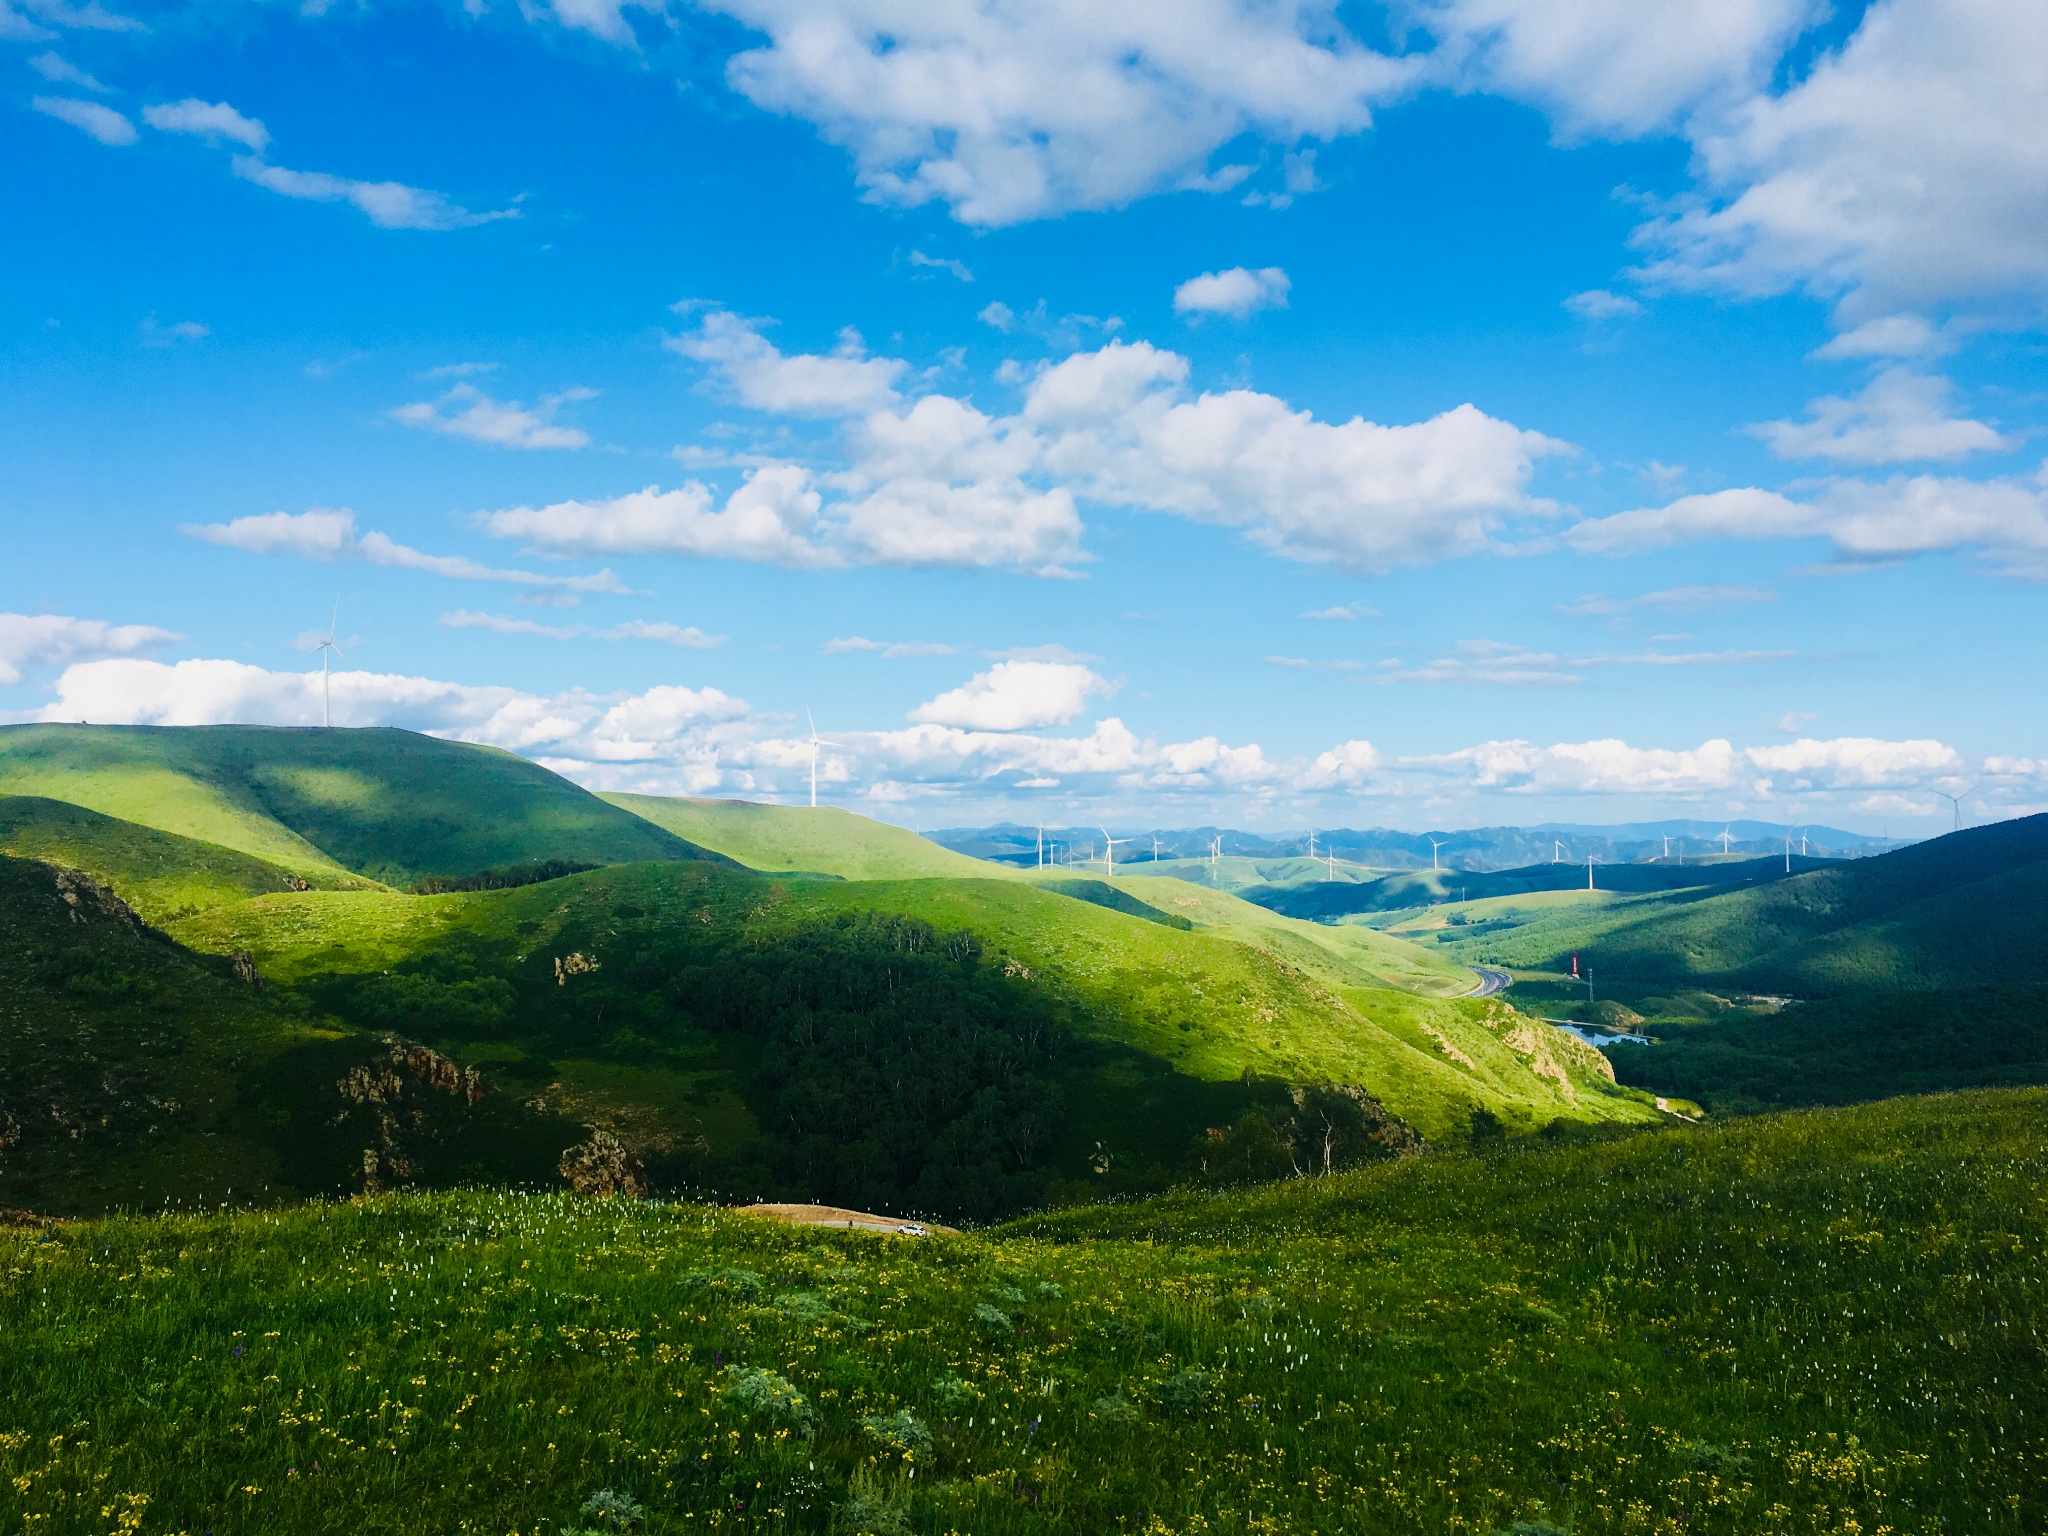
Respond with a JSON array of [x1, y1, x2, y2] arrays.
[[602, 792, 1000, 881], [0, 724, 723, 886]]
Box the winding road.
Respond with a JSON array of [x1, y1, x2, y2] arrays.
[[1466, 966, 1513, 998]]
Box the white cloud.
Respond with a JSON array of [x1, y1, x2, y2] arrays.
[[473, 468, 835, 568], [543, 0, 667, 44], [1173, 266, 1290, 318], [1304, 601, 1378, 620], [440, 610, 724, 647], [0, 613, 178, 685], [1568, 468, 2048, 572], [650, 322, 1565, 575], [1371, 640, 1579, 688], [1772, 710, 1818, 734], [28, 52, 106, 90], [138, 316, 208, 347], [16, 0, 142, 32], [1422, 0, 1819, 137], [1562, 584, 1777, 615], [667, 310, 904, 417], [142, 98, 269, 152], [908, 660, 1115, 731], [1025, 340, 1568, 570], [1747, 368, 2015, 465], [1301, 739, 1381, 787], [1562, 288, 1642, 321], [1811, 313, 1955, 361], [391, 383, 594, 450], [1405, 733, 1959, 797], [231, 155, 516, 231], [908, 250, 973, 282], [1631, 0, 2048, 320], [701, 1, 1420, 225], [181, 508, 629, 594], [823, 636, 958, 658], [32, 95, 133, 144]]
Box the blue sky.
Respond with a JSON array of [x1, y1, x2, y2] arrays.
[[5, 0, 2045, 833]]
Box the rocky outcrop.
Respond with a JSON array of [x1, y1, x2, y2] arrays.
[[336, 1036, 490, 1194], [51, 868, 140, 930], [558, 1129, 648, 1199]]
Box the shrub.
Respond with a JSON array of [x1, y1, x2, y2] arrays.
[[721, 1367, 815, 1434], [861, 1409, 933, 1461]]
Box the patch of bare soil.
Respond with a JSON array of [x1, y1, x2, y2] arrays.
[[737, 1203, 956, 1237]]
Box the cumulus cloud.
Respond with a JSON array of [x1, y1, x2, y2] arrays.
[[391, 384, 595, 450], [699, 1, 1421, 225], [1173, 266, 1290, 318], [1747, 368, 2015, 464], [142, 98, 269, 152], [908, 660, 1115, 731], [1631, 0, 2048, 320], [627, 322, 1566, 575], [909, 250, 973, 281], [667, 310, 904, 417], [1422, 0, 1819, 137], [32, 95, 134, 144], [1568, 468, 2048, 571], [1811, 314, 1956, 361], [0, 613, 178, 685], [472, 468, 835, 569], [1405, 733, 1959, 797], [1024, 341, 1567, 569], [181, 508, 629, 594]]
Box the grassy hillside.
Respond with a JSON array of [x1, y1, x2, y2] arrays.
[[0, 724, 719, 885], [3, 1089, 2039, 1534], [1421, 815, 2048, 997], [0, 794, 370, 924], [603, 794, 1000, 881], [1249, 854, 1816, 921], [169, 864, 1655, 1174]]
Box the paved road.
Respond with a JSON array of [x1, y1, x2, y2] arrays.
[[1467, 966, 1513, 998]]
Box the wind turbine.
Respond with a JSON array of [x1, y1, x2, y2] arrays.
[[805, 708, 840, 810], [1209, 835, 1222, 883], [1662, 834, 1670, 861], [1306, 828, 1317, 861], [1326, 848, 1338, 882], [1719, 826, 1734, 855], [1099, 826, 1131, 878], [1036, 823, 1045, 870], [1783, 827, 1793, 873], [1552, 838, 1564, 864], [1936, 784, 1981, 832], [1586, 853, 1597, 891], [1152, 834, 1164, 865], [1429, 837, 1445, 872], [311, 605, 345, 729]]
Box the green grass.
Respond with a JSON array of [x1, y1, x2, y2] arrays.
[[0, 795, 371, 925], [0, 725, 719, 885], [0, 852, 337, 1216], [171, 863, 1656, 1151], [2, 1089, 2040, 1534], [603, 796, 1003, 882]]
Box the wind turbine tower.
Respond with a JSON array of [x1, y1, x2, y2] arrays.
[[1429, 837, 1445, 872], [310, 605, 346, 729], [1719, 826, 1734, 855], [805, 709, 840, 810], [1552, 838, 1564, 863], [1936, 785, 1981, 832], [1036, 823, 1045, 870], [1586, 854, 1596, 892], [1099, 827, 1131, 878]]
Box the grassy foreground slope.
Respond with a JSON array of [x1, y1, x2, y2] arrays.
[[3, 1089, 2039, 1535], [0, 725, 717, 885], [604, 795, 1001, 881]]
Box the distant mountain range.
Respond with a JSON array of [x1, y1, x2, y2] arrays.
[[929, 819, 1907, 872]]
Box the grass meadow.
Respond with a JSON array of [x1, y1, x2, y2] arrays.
[[4, 1089, 2041, 1535]]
